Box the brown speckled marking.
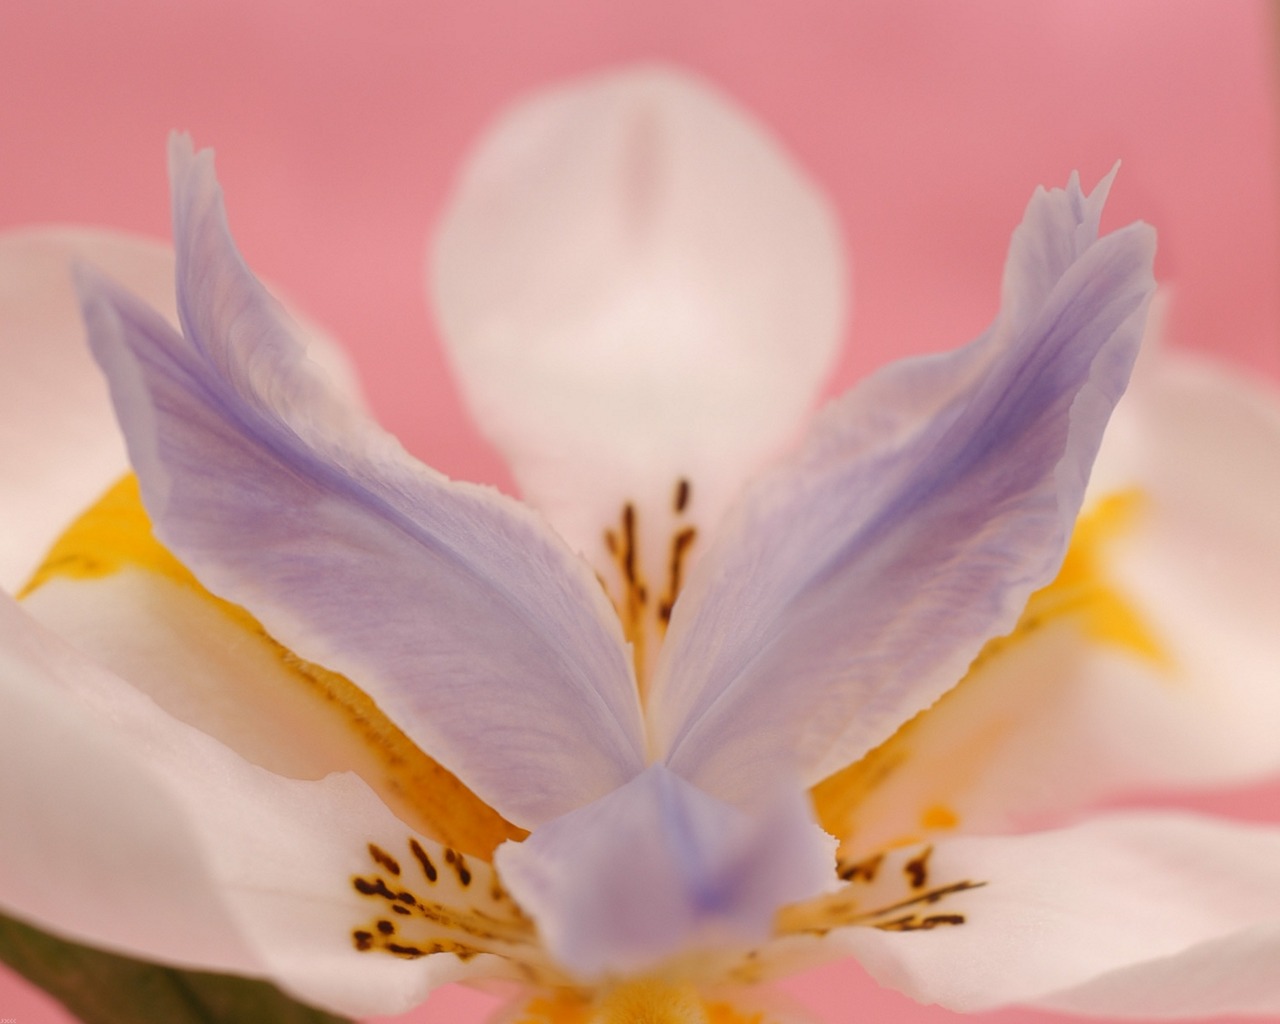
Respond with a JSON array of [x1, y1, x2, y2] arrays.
[[875, 912, 967, 932], [837, 852, 884, 883], [349, 836, 551, 977], [777, 842, 986, 940], [409, 837, 438, 883], [445, 848, 473, 887], [674, 477, 691, 514], [904, 845, 932, 890], [368, 842, 402, 876], [657, 526, 697, 626], [601, 480, 702, 689]]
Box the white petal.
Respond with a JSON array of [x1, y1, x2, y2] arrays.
[[1039, 923, 1280, 1018], [80, 137, 643, 827], [1084, 348, 1280, 784], [431, 65, 847, 598], [0, 594, 256, 976], [0, 593, 535, 1017], [651, 173, 1155, 806], [0, 229, 169, 592], [494, 764, 835, 980], [827, 813, 1280, 1014], [0, 226, 364, 595], [23, 570, 359, 777]]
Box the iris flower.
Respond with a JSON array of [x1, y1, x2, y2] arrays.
[[2, 67, 1280, 1024]]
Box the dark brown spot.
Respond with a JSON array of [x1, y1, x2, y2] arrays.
[[449, 851, 473, 887], [857, 879, 986, 924], [674, 478, 691, 513], [367, 842, 402, 876], [353, 930, 374, 951], [376, 919, 395, 935], [410, 838, 438, 883], [875, 912, 966, 932], [386, 943, 428, 958], [904, 845, 933, 890], [658, 526, 698, 624], [602, 500, 655, 682], [391, 904, 411, 916], [621, 503, 638, 584], [838, 853, 884, 883], [353, 876, 397, 901]]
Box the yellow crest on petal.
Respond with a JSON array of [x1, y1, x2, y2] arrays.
[[22, 475, 524, 858], [1039, 489, 1167, 664], [812, 487, 1169, 852], [20, 474, 190, 594]]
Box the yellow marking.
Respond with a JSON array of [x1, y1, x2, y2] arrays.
[[811, 489, 1166, 846], [1038, 489, 1167, 664], [591, 980, 709, 1024], [513, 980, 767, 1024], [810, 737, 911, 850], [968, 488, 1168, 671], [703, 1004, 764, 1024], [20, 475, 191, 595], [920, 804, 959, 830], [515, 992, 591, 1024], [23, 475, 524, 859]]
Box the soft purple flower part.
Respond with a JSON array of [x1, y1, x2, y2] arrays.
[[495, 764, 836, 978], [76, 135, 645, 830], [649, 170, 1156, 806]]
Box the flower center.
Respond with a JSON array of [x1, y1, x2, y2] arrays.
[[513, 978, 771, 1023]]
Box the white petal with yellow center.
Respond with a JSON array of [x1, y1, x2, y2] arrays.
[[826, 813, 1280, 1015], [0, 592, 539, 1018]]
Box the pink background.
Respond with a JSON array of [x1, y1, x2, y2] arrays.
[[2, 2, 1279, 1022]]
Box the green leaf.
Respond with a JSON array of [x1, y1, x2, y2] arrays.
[[0, 910, 352, 1024]]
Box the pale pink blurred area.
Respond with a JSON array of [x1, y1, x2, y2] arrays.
[[1, 2, 1279, 1023]]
